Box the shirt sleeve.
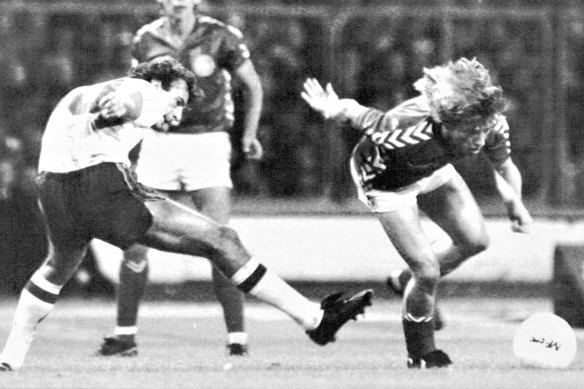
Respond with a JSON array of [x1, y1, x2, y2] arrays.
[[218, 25, 250, 71], [131, 25, 172, 63], [130, 30, 150, 63], [352, 96, 431, 139]]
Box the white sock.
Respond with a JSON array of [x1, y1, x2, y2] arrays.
[[227, 332, 248, 345], [114, 326, 138, 336], [0, 272, 61, 370], [231, 258, 323, 330]]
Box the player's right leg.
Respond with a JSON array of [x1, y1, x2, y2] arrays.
[[97, 244, 148, 356], [138, 199, 373, 347], [376, 206, 452, 368], [1, 168, 97, 371], [0, 241, 88, 371]]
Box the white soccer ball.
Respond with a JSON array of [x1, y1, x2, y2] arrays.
[[513, 312, 577, 369]]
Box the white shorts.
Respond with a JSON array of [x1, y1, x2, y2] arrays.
[[136, 131, 233, 191], [356, 164, 457, 213]]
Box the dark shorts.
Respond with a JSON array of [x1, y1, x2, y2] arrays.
[[37, 162, 165, 250]]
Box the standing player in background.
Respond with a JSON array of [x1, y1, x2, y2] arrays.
[[301, 57, 532, 368], [0, 56, 373, 372], [97, 0, 263, 357]]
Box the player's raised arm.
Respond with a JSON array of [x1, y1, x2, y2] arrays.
[[301, 78, 374, 121], [90, 83, 152, 130], [301, 78, 399, 138], [93, 92, 131, 122]]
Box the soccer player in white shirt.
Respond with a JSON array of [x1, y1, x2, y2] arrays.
[[0, 56, 372, 372]]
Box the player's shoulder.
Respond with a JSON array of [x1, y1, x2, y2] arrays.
[[134, 18, 165, 40], [388, 95, 433, 129], [77, 78, 153, 104], [65, 80, 115, 102], [119, 77, 152, 90], [197, 15, 244, 39], [59, 81, 116, 115]]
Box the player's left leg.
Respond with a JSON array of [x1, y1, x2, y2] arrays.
[[0, 240, 88, 371], [189, 186, 248, 356]]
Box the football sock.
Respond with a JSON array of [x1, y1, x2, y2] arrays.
[[117, 257, 149, 328], [0, 271, 62, 370], [402, 314, 436, 359], [227, 332, 248, 345], [113, 326, 137, 343], [231, 258, 323, 330], [212, 267, 245, 333]]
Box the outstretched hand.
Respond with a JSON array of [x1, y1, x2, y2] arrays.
[[301, 78, 341, 120]]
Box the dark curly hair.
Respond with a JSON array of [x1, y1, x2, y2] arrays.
[[129, 56, 203, 101]]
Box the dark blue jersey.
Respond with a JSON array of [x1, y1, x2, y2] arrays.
[[351, 96, 511, 191], [132, 15, 250, 134]]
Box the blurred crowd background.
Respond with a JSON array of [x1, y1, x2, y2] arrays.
[[0, 0, 584, 291]]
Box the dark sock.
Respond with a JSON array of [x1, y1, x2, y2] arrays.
[[212, 267, 245, 333], [117, 259, 149, 328], [402, 317, 436, 359]]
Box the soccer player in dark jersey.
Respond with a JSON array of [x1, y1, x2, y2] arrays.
[[0, 56, 373, 372], [97, 0, 264, 357], [301, 57, 532, 368]]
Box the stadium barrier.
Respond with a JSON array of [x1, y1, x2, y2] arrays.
[[91, 216, 584, 285]]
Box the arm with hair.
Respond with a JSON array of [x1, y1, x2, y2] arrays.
[[234, 59, 264, 159], [301, 78, 401, 137]]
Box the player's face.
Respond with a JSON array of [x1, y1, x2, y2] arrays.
[[157, 0, 200, 18], [155, 78, 189, 131], [443, 119, 494, 155]]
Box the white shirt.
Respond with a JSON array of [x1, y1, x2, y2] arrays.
[[38, 78, 171, 173]]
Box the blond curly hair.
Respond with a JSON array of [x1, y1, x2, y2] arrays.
[[413, 57, 506, 128]]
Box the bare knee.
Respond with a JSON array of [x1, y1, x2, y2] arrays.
[[41, 249, 86, 286], [411, 260, 441, 292], [206, 225, 248, 259], [200, 225, 250, 277], [123, 244, 148, 265], [216, 225, 241, 247]]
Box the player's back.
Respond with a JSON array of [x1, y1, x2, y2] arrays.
[[351, 96, 511, 190]]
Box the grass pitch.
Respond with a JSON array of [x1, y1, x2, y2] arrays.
[[0, 296, 582, 389]]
